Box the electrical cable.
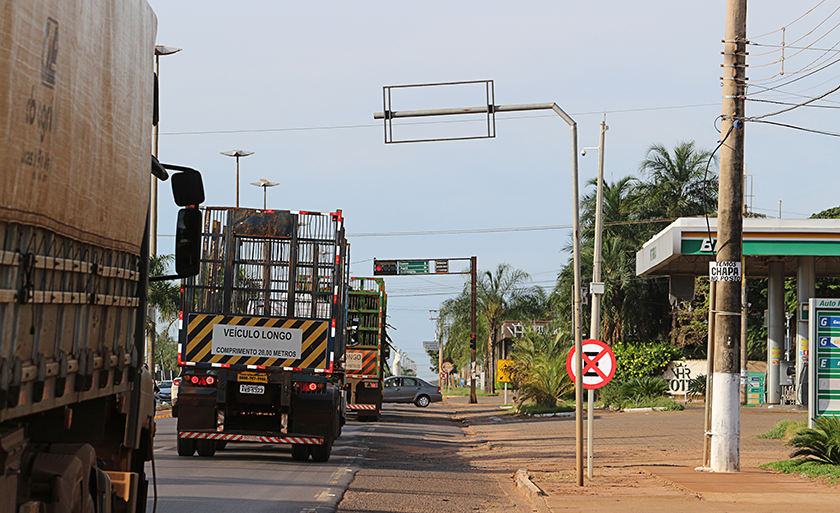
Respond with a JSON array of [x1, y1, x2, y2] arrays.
[[747, 1, 826, 40], [702, 123, 737, 255]]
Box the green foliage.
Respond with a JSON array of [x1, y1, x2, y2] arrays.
[[788, 416, 840, 465], [760, 459, 840, 486], [611, 340, 682, 382], [619, 376, 669, 398], [515, 402, 575, 417], [508, 328, 574, 408], [687, 373, 706, 401], [618, 395, 684, 411], [810, 206, 840, 219], [756, 419, 807, 440], [442, 387, 498, 397]]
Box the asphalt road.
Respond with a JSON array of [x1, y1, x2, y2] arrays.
[[145, 416, 367, 513]]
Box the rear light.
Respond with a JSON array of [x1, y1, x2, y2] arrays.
[[437, 387, 441, 393], [293, 381, 325, 394], [186, 375, 215, 386], [173, 378, 181, 387]]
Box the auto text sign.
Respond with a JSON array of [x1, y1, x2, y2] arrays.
[[566, 339, 616, 390], [212, 324, 303, 358], [709, 261, 741, 282]]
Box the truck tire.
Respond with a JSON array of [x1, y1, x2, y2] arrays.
[[197, 439, 217, 457], [291, 444, 310, 461], [177, 437, 196, 457], [311, 438, 332, 462], [216, 441, 228, 450]]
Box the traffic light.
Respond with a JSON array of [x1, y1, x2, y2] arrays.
[[469, 333, 476, 351], [373, 259, 397, 275]]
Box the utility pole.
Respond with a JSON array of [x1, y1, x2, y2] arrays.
[[470, 256, 478, 404], [711, 0, 746, 473], [587, 120, 607, 479]]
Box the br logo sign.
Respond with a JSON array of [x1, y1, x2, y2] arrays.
[[566, 339, 616, 390]]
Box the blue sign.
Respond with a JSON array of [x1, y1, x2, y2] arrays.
[[819, 337, 840, 349], [818, 316, 840, 328]]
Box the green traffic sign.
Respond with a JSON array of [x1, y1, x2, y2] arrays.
[[398, 260, 430, 275]]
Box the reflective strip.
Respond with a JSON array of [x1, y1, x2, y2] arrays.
[[179, 432, 322, 444], [347, 404, 377, 410]]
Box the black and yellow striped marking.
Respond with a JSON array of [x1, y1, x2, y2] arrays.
[[186, 314, 329, 369]]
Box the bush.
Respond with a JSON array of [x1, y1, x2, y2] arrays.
[[687, 373, 706, 401], [611, 340, 682, 382], [788, 416, 840, 465], [756, 420, 807, 440], [619, 376, 668, 398]]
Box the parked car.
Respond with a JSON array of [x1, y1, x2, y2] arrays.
[[382, 376, 442, 407], [155, 380, 173, 404]]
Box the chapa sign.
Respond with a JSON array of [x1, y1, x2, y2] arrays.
[[709, 261, 741, 282]]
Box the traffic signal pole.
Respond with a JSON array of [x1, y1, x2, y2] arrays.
[[470, 256, 478, 404], [711, 0, 746, 473]]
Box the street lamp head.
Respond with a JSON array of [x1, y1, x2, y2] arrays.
[[221, 150, 254, 158], [250, 179, 279, 188], [154, 45, 182, 56]]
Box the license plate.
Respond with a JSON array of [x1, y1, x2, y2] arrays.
[[240, 384, 265, 395], [238, 372, 268, 384]]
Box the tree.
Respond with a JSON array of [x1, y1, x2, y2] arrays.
[[635, 141, 717, 222], [148, 255, 180, 373], [508, 327, 574, 408], [477, 264, 546, 393]]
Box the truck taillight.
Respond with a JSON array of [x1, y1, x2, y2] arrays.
[[173, 378, 181, 387], [188, 375, 215, 386], [293, 381, 325, 394]]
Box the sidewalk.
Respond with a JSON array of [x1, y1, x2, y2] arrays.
[[443, 394, 837, 513]]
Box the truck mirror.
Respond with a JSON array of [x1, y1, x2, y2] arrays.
[[170, 170, 205, 207], [175, 208, 201, 277]]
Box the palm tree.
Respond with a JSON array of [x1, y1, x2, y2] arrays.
[[788, 416, 840, 465], [636, 141, 717, 221], [477, 264, 545, 393], [149, 255, 180, 374], [508, 328, 574, 408]]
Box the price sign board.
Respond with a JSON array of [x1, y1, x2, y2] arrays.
[[566, 339, 616, 390], [809, 298, 840, 425]]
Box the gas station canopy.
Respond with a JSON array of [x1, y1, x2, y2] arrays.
[[636, 217, 840, 278]]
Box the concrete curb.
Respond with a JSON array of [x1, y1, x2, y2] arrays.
[[622, 406, 668, 413], [515, 469, 544, 499]]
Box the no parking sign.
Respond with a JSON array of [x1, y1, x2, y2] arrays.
[[566, 339, 616, 390]]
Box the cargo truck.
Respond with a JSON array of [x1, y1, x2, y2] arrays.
[[174, 207, 349, 462], [345, 277, 388, 421], [0, 0, 203, 511]]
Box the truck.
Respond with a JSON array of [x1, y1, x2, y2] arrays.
[[0, 0, 203, 511], [345, 277, 388, 421], [174, 207, 349, 462]]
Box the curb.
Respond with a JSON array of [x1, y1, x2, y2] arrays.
[[515, 469, 544, 499]]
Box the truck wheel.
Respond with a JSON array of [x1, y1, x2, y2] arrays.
[[177, 437, 196, 457], [291, 444, 310, 461], [311, 438, 332, 462], [216, 441, 228, 450], [415, 395, 431, 407], [197, 439, 217, 457]]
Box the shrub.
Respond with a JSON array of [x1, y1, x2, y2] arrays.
[[756, 419, 807, 440], [611, 340, 682, 382], [619, 376, 668, 398], [788, 416, 840, 465], [687, 373, 706, 401]]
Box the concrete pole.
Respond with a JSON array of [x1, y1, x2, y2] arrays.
[[703, 281, 717, 468], [470, 256, 477, 404], [767, 261, 785, 404], [587, 120, 606, 479], [711, 0, 746, 473], [796, 256, 814, 404]]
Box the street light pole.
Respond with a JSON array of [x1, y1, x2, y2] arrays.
[[250, 179, 279, 210], [221, 150, 255, 207], [149, 44, 181, 378], [583, 120, 607, 479]]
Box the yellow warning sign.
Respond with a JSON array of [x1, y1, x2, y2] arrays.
[[497, 359, 514, 383]]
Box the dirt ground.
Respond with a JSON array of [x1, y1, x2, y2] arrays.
[[448, 398, 838, 512]]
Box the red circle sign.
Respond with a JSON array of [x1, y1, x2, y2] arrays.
[[566, 339, 616, 390]]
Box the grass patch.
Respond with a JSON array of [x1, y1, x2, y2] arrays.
[[756, 419, 807, 440], [442, 386, 499, 397], [760, 459, 840, 486], [619, 395, 684, 411], [514, 402, 575, 417]]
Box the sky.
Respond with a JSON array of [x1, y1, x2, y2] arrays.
[[147, 1, 840, 381]]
